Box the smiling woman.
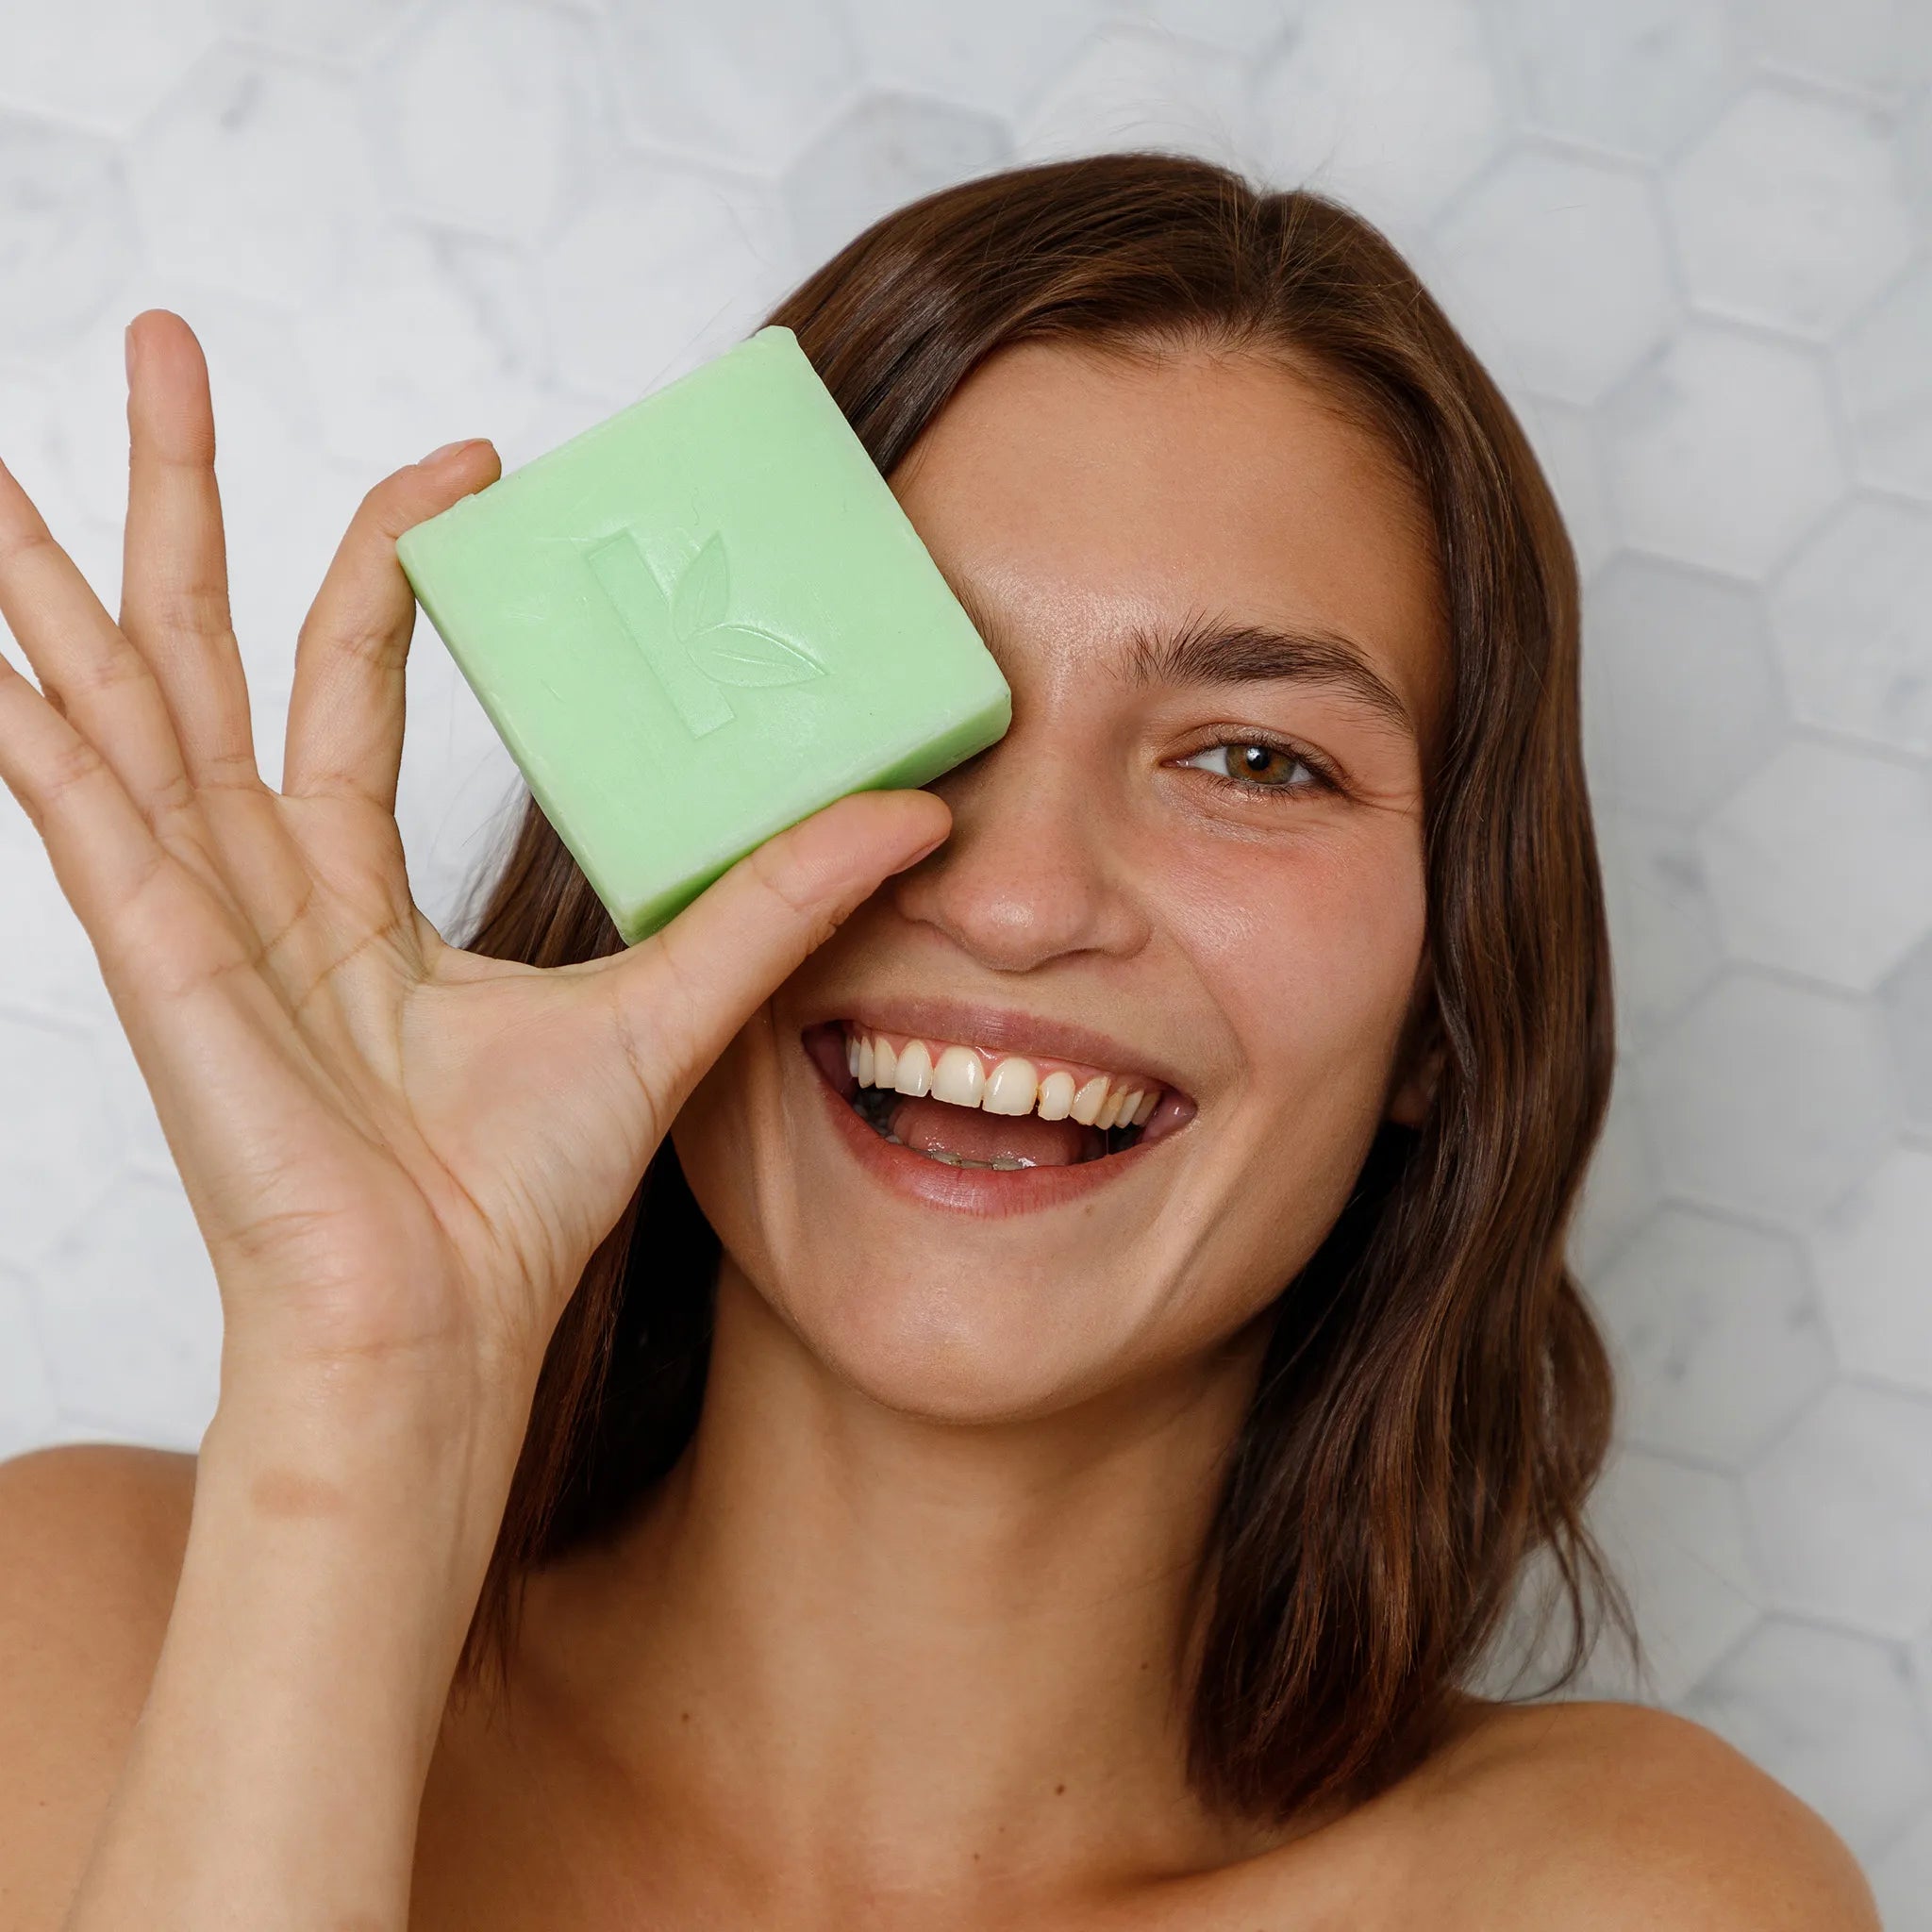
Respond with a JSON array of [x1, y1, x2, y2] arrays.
[[0, 152, 1878, 1929]]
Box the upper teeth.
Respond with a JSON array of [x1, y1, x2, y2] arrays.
[[843, 1025, 1159, 1129]]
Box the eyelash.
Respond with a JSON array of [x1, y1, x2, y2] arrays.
[[1175, 734, 1345, 802]]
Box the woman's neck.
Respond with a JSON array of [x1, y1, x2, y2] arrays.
[[504, 1254, 1291, 1909]]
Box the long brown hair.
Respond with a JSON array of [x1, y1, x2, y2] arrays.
[[442, 151, 1627, 1824]]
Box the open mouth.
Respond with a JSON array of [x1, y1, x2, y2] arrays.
[[802, 1019, 1193, 1173]]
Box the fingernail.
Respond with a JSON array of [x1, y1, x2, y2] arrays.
[[421, 438, 483, 468]]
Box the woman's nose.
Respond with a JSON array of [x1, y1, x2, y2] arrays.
[[887, 735, 1152, 974]]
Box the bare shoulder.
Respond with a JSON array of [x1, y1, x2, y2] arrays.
[[0, 1441, 199, 1927], [1407, 1697, 1880, 1931]]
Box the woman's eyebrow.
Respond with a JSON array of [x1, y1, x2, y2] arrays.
[[1113, 618, 1417, 740], [943, 573, 1415, 741]]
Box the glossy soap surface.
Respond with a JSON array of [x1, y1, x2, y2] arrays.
[[395, 325, 1011, 943]]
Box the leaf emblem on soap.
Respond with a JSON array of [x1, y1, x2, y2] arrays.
[[688, 623, 824, 688], [671, 532, 731, 641], [665, 531, 825, 690]]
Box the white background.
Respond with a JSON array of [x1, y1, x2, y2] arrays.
[[0, 0, 1928, 1917]]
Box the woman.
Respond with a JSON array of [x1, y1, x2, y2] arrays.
[[0, 154, 1876, 1927]]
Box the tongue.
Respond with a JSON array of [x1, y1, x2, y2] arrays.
[[887, 1094, 1099, 1167]]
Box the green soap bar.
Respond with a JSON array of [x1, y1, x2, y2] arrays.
[[396, 325, 1010, 944]]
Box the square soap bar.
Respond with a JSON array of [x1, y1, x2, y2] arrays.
[[396, 325, 1010, 944]]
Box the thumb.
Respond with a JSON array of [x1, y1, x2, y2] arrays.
[[607, 787, 951, 1121]]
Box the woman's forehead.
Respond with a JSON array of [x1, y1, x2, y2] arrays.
[[889, 339, 1449, 747]]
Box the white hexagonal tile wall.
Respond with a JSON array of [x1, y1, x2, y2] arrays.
[[1015, 25, 1254, 171], [538, 157, 792, 402], [1770, 497, 1932, 758], [1698, 738, 1932, 992], [33, 1173, 221, 1449], [0, 1265, 58, 1460], [1663, 86, 1913, 340], [215, 0, 423, 64], [1486, 0, 1740, 162], [1591, 1203, 1832, 1470], [1633, 973, 1898, 1224], [1680, 1618, 1930, 1858], [786, 93, 1012, 270], [0, 115, 136, 356], [128, 50, 386, 309], [1878, 934, 1932, 1137], [1730, 0, 1932, 108], [1810, 1148, 1932, 1396], [1574, 1448, 1763, 1705], [1580, 556, 1785, 827], [369, 0, 607, 246], [1567, 1068, 1661, 1278], [603, 0, 859, 175], [844, 0, 1107, 122], [1872, 1807, 1932, 1932], [1251, 0, 1503, 239], [1108, 0, 1294, 58], [1835, 259, 1932, 505], [1744, 1385, 1932, 1641], [1428, 149, 1676, 408], [0, 1012, 122, 1272], [0, 0, 222, 137], [1596, 808, 1726, 1053], [1599, 325, 1845, 578]]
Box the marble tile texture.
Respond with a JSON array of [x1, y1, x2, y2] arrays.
[[1, 0, 1929, 1907]]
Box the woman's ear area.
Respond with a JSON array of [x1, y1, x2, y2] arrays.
[[1385, 957, 1443, 1128]]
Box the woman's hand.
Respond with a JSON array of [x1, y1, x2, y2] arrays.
[[0, 308, 950, 1421]]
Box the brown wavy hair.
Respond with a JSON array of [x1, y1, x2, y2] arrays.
[[441, 150, 1628, 1824]]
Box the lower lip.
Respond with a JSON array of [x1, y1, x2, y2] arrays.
[[802, 1038, 1174, 1221]]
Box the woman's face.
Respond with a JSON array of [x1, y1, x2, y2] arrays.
[[672, 339, 1448, 1421]]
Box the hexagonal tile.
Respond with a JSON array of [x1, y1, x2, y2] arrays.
[[1599, 325, 1845, 578], [844, 0, 1107, 122], [1836, 261, 1932, 505], [786, 92, 1012, 271], [1591, 1204, 1832, 1470], [537, 156, 792, 402], [1015, 25, 1253, 171], [1486, 0, 1740, 163], [1878, 932, 1932, 1137], [1524, 402, 1614, 579], [1429, 150, 1676, 408], [1731, 0, 1932, 108], [214, 0, 423, 63], [295, 228, 549, 472], [1664, 87, 1913, 341], [1904, 85, 1932, 229], [603, 0, 860, 175], [1633, 973, 1898, 1224], [1574, 1449, 1762, 1704], [1698, 739, 1932, 992], [368, 0, 606, 246], [1580, 557, 1785, 827], [0, 0, 221, 138], [0, 113, 136, 357], [1568, 1067, 1661, 1278], [1744, 1385, 1932, 1641], [0, 1263, 58, 1460], [1810, 1148, 1932, 1395], [1107, 0, 1294, 58], [1770, 497, 1932, 759], [33, 1173, 221, 1448], [1251, 0, 1503, 241], [1596, 808, 1727, 1053], [0, 1011, 121, 1271], [129, 49, 384, 309], [1680, 1619, 1930, 1857], [1871, 1805, 1932, 1932]]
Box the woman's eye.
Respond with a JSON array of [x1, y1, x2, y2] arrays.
[[1177, 740, 1336, 798]]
